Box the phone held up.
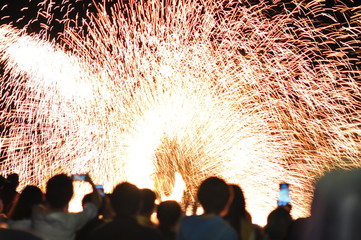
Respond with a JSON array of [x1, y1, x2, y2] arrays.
[[71, 174, 87, 181], [277, 183, 291, 207], [96, 185, 105, 197]]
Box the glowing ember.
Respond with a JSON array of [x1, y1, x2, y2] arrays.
[[0, 0, 360, 225]]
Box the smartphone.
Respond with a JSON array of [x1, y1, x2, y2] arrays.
[[277, 183, 291, 206], [71, 174, 87, 181], [96, 185, 105, 197]]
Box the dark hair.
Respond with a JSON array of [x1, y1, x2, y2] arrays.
[[10, 185, 43, 220], [197, 177, 230, 214], [6, 173, 19, 189], [139, 188, 156, 215], [305, 169, 361, 240], [265, 207, 292, 240], [0, 175, 6, 188], [46, 174, 73, 210], [157, 200, 182, 228], [1, 173, 20, 214], [223, 184, 246, 235], [111, 182, 140, 216]]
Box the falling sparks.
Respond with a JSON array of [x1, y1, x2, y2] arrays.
[[0, 0, 361, 225]]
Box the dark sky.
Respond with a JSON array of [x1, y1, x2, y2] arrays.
[[1, 0, 359, 38], [0, 0, 117, 41]]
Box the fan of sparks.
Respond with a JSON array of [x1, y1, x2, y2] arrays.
[[0, 0, 361, 225]]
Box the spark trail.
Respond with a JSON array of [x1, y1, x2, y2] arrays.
[[0, 0, 361, 225]]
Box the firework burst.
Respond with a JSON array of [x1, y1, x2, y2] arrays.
[[0, 0, 361, 225]]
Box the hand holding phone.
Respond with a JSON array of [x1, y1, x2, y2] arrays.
[[96, 185, 105, 197]]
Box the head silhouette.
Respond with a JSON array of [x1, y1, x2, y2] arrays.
[[197, 176, 230, 215], [306, 168, 361, 240], [157, 200, 182, 228], [6, 173, 19, 189], [265, 207, 292, 240], [223, 184, 246, 233], [10, 185, 43, 220], [139, 188, 156, 216], [111, 182, 141, 217], [46, 174, 73, 210]]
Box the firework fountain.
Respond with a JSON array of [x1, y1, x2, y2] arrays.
[[0, 0, 360, 225]]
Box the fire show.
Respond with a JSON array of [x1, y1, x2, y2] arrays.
[[0, 0, 360, 225]]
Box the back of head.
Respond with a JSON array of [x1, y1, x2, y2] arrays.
[[111, 182, 141, 217], [2, 173, 19, 195], [306, 168, 361, 240], [265, 207, 292, 240], [6, 173, 19, 189], [224, 184, 246, 232], [197, 176, 230, 215], [10, 185, 43, 220], [139, 188, 156, 215], [157, 200, 182, 228], [1, 173, 20, 214], [46, 174, 73, 210]]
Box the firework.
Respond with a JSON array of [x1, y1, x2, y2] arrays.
[[0, 0, 361, 225]]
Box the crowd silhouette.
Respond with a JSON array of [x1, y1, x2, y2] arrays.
[[0, 168, 361, 240], [0, 0, 360, 239]]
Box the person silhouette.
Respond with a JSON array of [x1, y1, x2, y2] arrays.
[[91, 182, 161, 240], [32, 173, 101, 240], [177, 176, 237, 240], [303, 168, 361, 240], [157, 200, 183, 240]]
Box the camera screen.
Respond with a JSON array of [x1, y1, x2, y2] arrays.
[[278, 183, 290, 206], [96, 185, 105, 196], [72, 174, 86, 181]]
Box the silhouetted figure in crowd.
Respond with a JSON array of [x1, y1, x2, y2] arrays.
[[224, 184, 265, 240], [32, 173, 101, 240], [303, 168, 361, 240], [0, 175, 6, 193], [264, 207, 292, 240], [91, 182, 161, 240], [157, 200, 182, 240], [177, 176, 237, 240], [75, 193, 108, 240], [1, 173, 20, 216], [287, 217, 309, 240], [137, 188, 157, 228], [0, 175, 6, 224], [8, 185, 43, 230], [223, 184, 245, 239]]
